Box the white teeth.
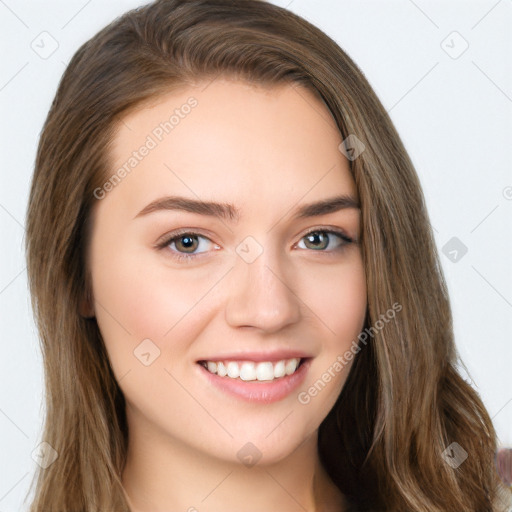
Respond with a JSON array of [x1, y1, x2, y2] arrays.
[[240, 362, 257, 381], [217, 361, 227, 377], [256, 362, 274, 381], [202, 358, 302, 381], [273, 360, 285, 378], [226, 361, 240, 378], [285, 359, 298, 375]]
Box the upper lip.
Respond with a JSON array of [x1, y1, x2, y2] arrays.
[[197, 349, 313, 363]]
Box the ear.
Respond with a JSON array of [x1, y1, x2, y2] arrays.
[[79, 281, 95, 318]]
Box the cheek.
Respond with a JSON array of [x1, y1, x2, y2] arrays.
[[303, 253, 367, 343], [89, 235, 217, 376], [296, 254, 366, 409]]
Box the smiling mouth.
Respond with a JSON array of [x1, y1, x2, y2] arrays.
[[197, 358, 306, 382]]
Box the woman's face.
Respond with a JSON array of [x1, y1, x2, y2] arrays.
[[88, 78, 367, 465]]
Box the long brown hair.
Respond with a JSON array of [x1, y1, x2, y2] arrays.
[[25, 0, 510, 510]]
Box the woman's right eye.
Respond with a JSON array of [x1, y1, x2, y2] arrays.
[[156, 231, 216, 262]]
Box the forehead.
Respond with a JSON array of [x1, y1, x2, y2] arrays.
[[103, 78, 356, 221]]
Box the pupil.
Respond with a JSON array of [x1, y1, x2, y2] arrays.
[[307, 232, 326, 249], [180, 235, 196, 252]]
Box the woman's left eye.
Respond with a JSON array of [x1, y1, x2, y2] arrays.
[[156, 228, 354, 263], [296, 229, 353, 252]]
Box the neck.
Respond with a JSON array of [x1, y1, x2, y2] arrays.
[[121, 407, 346, 512]]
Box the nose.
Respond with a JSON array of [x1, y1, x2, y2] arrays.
[[224, 243, 301, 333]]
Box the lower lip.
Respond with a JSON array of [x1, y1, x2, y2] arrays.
[[197, 358, 312, 404]]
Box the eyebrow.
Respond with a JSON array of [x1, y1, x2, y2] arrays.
[[134, 194, 360, 221]]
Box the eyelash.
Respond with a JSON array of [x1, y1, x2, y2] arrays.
[[155, 227, 355, 263]]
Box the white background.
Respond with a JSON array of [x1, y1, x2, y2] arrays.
[[0, 0, 511, 509]]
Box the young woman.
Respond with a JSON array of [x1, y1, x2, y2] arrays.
[[24, 0, 511, 510]]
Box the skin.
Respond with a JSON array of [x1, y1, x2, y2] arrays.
[[86, 78, 367, 512]]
